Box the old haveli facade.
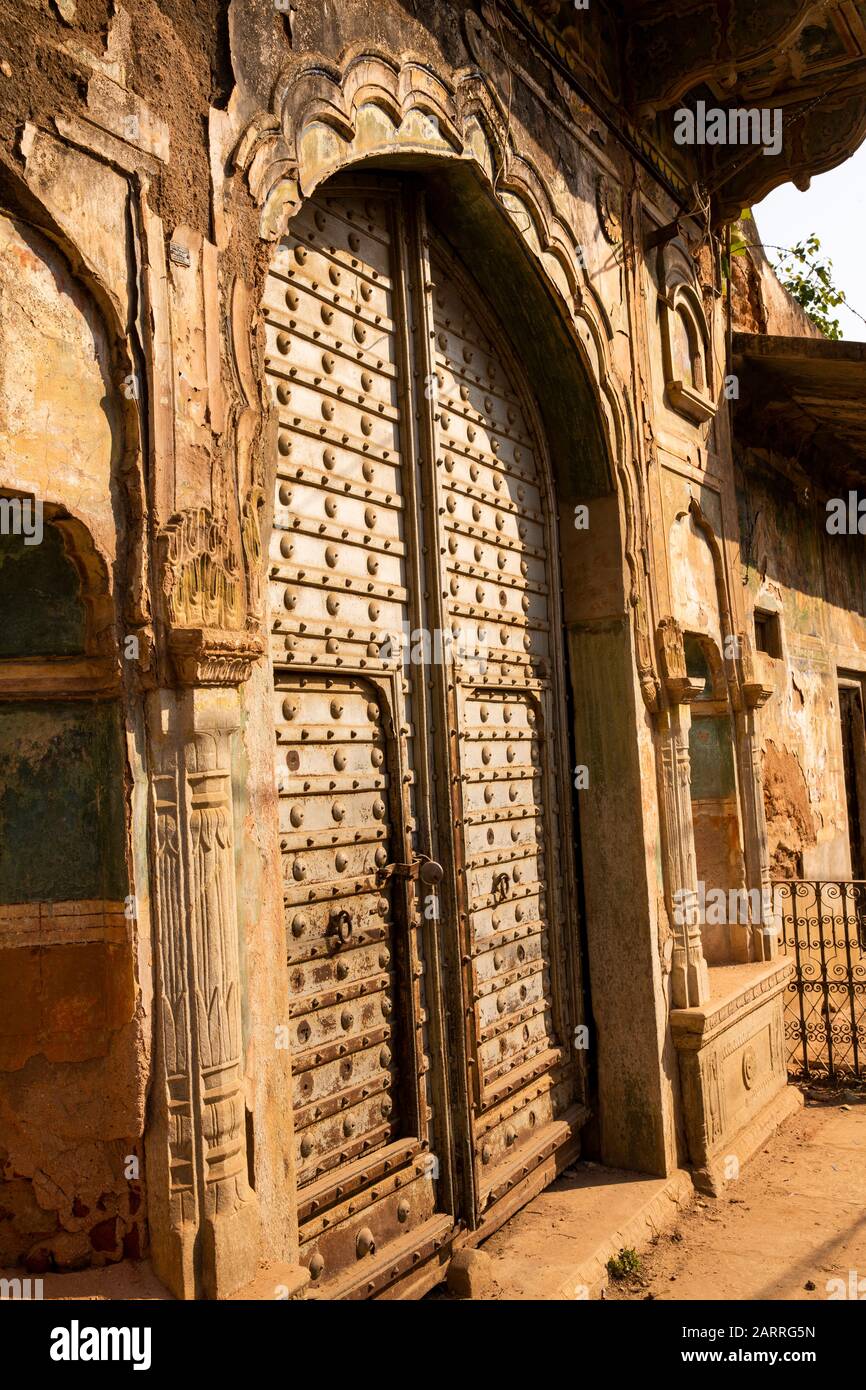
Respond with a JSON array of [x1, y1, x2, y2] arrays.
[[1, 0, 865, 1299]]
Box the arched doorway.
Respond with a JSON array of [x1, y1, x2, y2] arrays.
[[263, 172, 586, 1297]]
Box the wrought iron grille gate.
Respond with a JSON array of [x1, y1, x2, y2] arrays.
[[263, 175, 586, 1298], [774, 879, 866, 1080]]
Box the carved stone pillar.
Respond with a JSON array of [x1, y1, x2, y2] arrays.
[[656, 619, 710, 1008], [146, 667, 260, 1299], [735, 634, 777, 962]]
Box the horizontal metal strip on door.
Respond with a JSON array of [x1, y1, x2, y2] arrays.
[[435, 395, 535, 453], [291, 985, 394, 1052], [291, 1024, 392, 1074], [269, 274, 397, 338], [288, 971, 391, 1018], [269, 569, 408, 608], [482, 1039, 566, 1091], [301, 1169, 434, 1251], [294, 1072, 392, 1130], [276, 217, 393, 274], [476, 968, 549, 1021], [282, 204, 392, 265], [441, 510, 547, 558], [446, 576, 550, 609], [286, 914, 388, 959], [434, 361, 531, 417], [477, 1084, 577, 1171], [477, 1051, 574, 1120], [305, 1213, 453, 1302], [275, 234, 393, 293], [275, 479, 405, 535], [467, 917, 550, 955], [477, 1012, 561, 1080], [268, 402, 399, 459], [298, 1119, 399, 1187], [438, 432, 541, 491], [478, 1106, 584, 1210], [297, 1137, 424, 1226], [477, 995, 553, 1045], [273, 437, 402, 490], [436, 416, 536, 473], [476, 1065, 571, 1127], [439, 484, 545, 533], [267, 329, 397, 394], [273, 374, 400, 433], [447, 612, 550, 645], [267, 325, 399, 390], [270, 506, 407, 557], [269, 311, 399, 372], [463, 803, 544, 827], [282, 881, 394, 910], [454, 678, 547, 699], [439, 444, 539, 494], [472, 926, 548, 971]]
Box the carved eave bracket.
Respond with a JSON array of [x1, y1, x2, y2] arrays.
[[622, 0, 817, 114], [656, 616, 705, 706], [157, 506, 265, 688], [737, 631, 774, 710]]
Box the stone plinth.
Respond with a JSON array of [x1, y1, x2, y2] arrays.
[[670, 961, 798, 1193]]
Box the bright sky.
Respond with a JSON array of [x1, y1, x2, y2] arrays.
[[752, 139, 866, 341]]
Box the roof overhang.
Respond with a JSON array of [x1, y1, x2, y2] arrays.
[[732, 332, 866, 484]]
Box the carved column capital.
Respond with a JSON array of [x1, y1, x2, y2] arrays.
[[168, 627, 265, 687]]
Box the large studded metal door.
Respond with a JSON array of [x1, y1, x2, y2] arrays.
[[265, 176, 585, 1296]]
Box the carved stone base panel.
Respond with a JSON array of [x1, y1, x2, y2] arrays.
[[146, 687, 259, 1298], [670, 961, 793, 1193]]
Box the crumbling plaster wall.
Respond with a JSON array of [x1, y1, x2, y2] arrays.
[[0, 211, 148, 1271], [736, 455, 866, 877]]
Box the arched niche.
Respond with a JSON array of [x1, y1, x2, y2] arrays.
[[236, 45, 659, 701], [0, 214, 124, 579], [0, 205, 145, 1275], [657, 244, 715, 424]]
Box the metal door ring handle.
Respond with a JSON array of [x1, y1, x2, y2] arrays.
[[330, 909, 353, 945]]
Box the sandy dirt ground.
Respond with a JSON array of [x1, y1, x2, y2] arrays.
[[606, 1088, 866, 1302]]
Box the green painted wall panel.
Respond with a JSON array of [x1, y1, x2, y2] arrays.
[[0, 528, 85, 658], [0, 700, 127, 903]]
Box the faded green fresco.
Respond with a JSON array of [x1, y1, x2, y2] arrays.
[[0, 528, 86, 657], [0, 701, 127, 902], [689, 716, 736, 800]]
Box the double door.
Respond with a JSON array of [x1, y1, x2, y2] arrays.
[[263, 175, 585, 1298]]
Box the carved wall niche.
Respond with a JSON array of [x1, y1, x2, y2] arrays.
[[657, 243, 716, 424]]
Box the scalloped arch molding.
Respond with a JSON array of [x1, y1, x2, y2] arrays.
[[235, 43, 661, 708]]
